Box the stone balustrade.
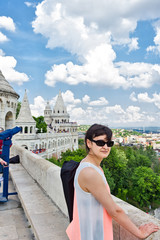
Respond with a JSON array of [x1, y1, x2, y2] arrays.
[[10, 145, 160, 240]]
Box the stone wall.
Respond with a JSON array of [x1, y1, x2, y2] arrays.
[[10, 145, 160, 240]]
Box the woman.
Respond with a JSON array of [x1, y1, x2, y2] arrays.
[[66, 124, 159, 240]]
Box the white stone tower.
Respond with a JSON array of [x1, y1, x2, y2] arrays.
[[44, 101, 52, 125], [0, 70, 19, 129], [16, 90, 36, 135], [52, 90, 70, 126]]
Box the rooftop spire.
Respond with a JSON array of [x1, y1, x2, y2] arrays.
[[16, 90, 35, 123], [53, 90, 68, 116], [45, 101, 51, 110]]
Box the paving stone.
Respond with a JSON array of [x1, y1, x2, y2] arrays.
[[10, 164, 69, 240], [0, 177, 36, 240]]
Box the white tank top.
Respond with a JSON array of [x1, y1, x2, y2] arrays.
[[74, 162, 109, 240]]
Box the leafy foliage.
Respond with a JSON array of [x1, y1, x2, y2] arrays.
[[47, 144, 160, 209], [60, 149, 87, 166], [102, 165, 115, 192], [16, 101, 21, 119], [102, 146, 128, 193], [130, 166, 160, 207], [33, 116, 47, 133]]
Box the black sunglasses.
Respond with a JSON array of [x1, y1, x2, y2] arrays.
[[91, 139, 114, 147]]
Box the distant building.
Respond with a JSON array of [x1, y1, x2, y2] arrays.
[[0, 71, 19, 129], [44, 90, 75, 134], [0, 70, 78, 158]]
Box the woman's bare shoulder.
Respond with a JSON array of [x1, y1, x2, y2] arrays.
[[79, 166, 103, 183]]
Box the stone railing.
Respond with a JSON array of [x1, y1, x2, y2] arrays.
[[10, 145, 160, 240]]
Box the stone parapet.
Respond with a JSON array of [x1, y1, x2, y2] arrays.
[[10, 145, 160, 240]]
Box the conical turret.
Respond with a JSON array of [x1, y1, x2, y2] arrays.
[[16, 90, 36, 135], [53, 90, 69, 117], [51, 90, 70, 126], [16, 90, 35, 123], [44, 101, 52, 125]]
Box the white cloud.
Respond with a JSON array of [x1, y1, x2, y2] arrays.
[[45, 44, 127, 88], [128, 38, 139, 52], [0, 53, 29, 85], [130, 91, 160, 110], [82, 95, 90, 104], [146, 116, 155, 122], [0, 16, 15, 32], [129, 92, 137, 102], [105, 105, 125, 114], [147, 20, 160, 55], [116, 61, 160, 88], [137, 92, 153, 103], [32, 0, 160, 49], [62, 90, 81, 105], [82, 94, 108, 106], [0, 49, 5, 56], [89, 97, 108, 106], [153, 93, 160, 109], [29, 90, 159, 127], [126, 106, 143, 122], [24, 2, 36, 8], [0, 32, 9, 43], [30, 96, 46, 117], [32, 0, 160, 89]]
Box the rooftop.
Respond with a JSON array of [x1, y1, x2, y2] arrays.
[[0, 70, 19, 98]]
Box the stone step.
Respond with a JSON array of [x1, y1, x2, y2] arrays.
[[10, 164, 69, 240]]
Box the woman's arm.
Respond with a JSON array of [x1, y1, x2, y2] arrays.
[[78, 167, 159, 239]]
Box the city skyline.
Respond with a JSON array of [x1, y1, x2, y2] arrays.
[[0, 0, 160, 128]]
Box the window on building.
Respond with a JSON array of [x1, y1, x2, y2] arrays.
[[25, 126, 28, 133]]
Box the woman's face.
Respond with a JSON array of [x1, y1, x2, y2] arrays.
[[87, 134, 111, 159]]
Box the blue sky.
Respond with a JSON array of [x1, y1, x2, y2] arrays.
[[1, 0, 160, 128]]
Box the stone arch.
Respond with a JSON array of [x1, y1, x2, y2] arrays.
[[5, 111, 13, 129], [25, 126, 28, 133], [30, 126, 33, 133]]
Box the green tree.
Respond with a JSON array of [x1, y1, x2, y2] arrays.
[[117, 188, 128, 201], [102, 165, 115, 192], [102, 146, 128, 194], [78, 139, 85, 147], [33, 116, 47, 133], [130, 166, 160, 207], [60, 148, 87, 166], [125, 146, 151, 171], [145, 146, 160, 174], [16, 101, 21, 119]]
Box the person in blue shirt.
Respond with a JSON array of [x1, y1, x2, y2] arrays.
[[0, 127, 7, 187]]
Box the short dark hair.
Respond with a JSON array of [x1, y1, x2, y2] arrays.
[[85, 124, 113, 152]]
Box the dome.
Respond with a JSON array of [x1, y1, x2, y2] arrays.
[[0, 70, 19, 98]]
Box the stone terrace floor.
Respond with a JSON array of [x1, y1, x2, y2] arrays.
[[0, 176, 36, 240]]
